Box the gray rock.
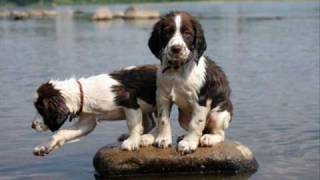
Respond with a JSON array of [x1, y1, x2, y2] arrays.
[[112, 11, 125, 19], [28, 10, 43, 18], [92, 8, 113, 21], [124, 6, 160, 19], [93, 140, 258, 178], [42, 10, 58, 18], [10, 10, 29, 20]]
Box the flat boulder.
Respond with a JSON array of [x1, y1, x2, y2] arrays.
[[28, 10, 43, 18], [112, 11, 125, 19], [92, 8, 113, 21], [94, 140, 258, 178], [124, 6, 160, 19], [42, 10, 58, 18]]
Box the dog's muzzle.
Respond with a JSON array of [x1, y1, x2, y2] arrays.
[[170, 45, 183, 54], [32, 114, 49, 132], [162, 44, 191, 73], [167, 45, 185, 59]]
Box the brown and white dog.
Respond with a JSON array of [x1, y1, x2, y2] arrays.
[[31, 65, 158, 156], [148, 12, 233, 154]]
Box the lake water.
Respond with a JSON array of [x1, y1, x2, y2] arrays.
[[0, 1, 319, 180]]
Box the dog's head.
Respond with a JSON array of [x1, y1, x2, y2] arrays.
[[148, 11, 206, 70], [32, 82, 71, 132]]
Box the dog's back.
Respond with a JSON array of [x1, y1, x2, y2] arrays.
[[110, 65, 159, 110]]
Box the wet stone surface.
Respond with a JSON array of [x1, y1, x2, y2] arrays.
[[93, 140, 258, 178]]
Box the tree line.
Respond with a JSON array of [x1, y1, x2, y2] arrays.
[[0, 0, 188, 6]]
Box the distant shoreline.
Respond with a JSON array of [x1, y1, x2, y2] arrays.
[[0, 0, 318, 7], [3, 0, 205, 7]]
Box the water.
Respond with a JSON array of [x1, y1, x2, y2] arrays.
[[0, 1, 319, 179]]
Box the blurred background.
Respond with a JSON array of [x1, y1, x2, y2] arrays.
[[0, 0, 319, 179]]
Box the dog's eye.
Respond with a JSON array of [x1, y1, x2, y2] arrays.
[[183, 31, 193, 38], [163, 26, 174, 35], [181, 26, 193, 38]]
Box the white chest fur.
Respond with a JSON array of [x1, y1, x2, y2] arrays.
[[157, 56, 207, 112]]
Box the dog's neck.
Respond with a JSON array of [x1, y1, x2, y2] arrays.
[[49, 75, 119, 116], [49, 79, 84, 115], [75, 80, 84, 116]]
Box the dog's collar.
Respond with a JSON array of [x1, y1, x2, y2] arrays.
[[75, 80, 84, 116]]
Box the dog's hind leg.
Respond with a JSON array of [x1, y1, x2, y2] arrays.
[[200, 109, 231, 147], [142, 113, 156, 134], [140, 113, 156, 146], [118, 113, 156, 146], [33, 114, 97, 156], [121, 108, 143, 151]]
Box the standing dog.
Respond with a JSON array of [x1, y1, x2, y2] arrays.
[[32, 65, 158, 156], [148, 12, 233, 154]]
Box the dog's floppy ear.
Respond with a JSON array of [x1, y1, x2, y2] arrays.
[[191, 17, 207, 63], [43, 96, 70, 132], [148, 20, 163, 60]]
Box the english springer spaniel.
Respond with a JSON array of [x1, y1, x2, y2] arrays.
[[148, 12, 233, 154], [32, 65, 158, 156]]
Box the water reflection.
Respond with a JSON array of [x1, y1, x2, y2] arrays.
[[124, 19, 158, 28], [96, 173, 255, 180], [93, 20, 113, 29]]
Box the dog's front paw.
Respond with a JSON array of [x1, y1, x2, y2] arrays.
[[154, 135, 172, 148], [178, 137, 199, 155], [121, 137, 140, 151], [200, 134, 223, 147], [140, 134, 155, 147], [33, 145, 52, 156], [33, 139, 65, 156]]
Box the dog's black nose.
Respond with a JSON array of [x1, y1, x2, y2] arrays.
[[171, 45, 182, 54]]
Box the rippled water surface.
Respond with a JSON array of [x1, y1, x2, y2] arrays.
[[0, 1, 319, 180]]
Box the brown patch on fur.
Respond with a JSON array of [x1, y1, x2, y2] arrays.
[[198, 57, 233, 118], [110, 65, 159, 109]]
